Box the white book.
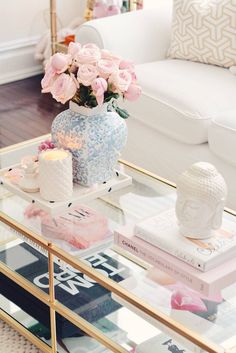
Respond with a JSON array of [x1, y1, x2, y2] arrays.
[[134, 208, 236, 272]]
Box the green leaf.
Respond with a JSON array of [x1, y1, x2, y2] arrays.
[[104, 92, 119, 103], [78, 85, 90, 105], [115, 107, 129, 119], [84, 92, 97, 107]]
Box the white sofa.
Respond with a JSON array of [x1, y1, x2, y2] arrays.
[[76, 0, 236, 209]]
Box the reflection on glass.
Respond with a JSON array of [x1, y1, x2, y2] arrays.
[[0, 294, 51, 346]]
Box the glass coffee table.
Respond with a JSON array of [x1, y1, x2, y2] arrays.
[[0, 136, 236, 353]]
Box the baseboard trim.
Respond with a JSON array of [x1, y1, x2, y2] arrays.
[[0, 36, 43, 84], [0, 66, 43, 85]]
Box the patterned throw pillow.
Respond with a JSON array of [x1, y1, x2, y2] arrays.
[[168, 0, 236, 68]]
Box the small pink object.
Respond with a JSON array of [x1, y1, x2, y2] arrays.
[[107, 5, 121, 16], [93, 2, 108, 18], [170, 287, 207, 312], [24, 204, 47, 219], [25, 204, 111, 250]]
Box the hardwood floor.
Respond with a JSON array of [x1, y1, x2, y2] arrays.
[[0, 75, 67, 148]]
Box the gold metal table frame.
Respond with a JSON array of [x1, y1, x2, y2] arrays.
[[0, 138, 236, 353]]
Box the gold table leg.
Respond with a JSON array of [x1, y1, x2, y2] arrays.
[[48, 246, 57, 353], [50, 0, 57, 54]]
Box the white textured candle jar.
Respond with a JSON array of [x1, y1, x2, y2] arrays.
[[39, 149, 73, 202]]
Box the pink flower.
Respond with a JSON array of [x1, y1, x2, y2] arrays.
[[119, 59, 136, 82], [38, 139, 55, 152], [97, 59, 118, 79], [124, 83, 142, 101], [101, 49, 121, 66], [171, 288, 207, 312], [91, 77, 108, 106], [77, 64, 98, 86], [68, 42, 81, 58], [93, 2, 108, 18], [119, 59, 135, 72], [109, 69, 132, 92], [41, 64, 57, 93], [69, 64, 78, 74], [70, 72, 80, 89], [76, 45, 101, 65], [51, 74, 77, 104], [83, 43, 100, 50], [51, 53, 71, 74], [107, 5, 121, 16]]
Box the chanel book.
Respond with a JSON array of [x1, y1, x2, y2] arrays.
[[134, 208, 236, 272], [114, 224, 236, 296]]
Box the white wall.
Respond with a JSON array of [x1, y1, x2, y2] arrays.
[[0, 0, 86, 84], [0, 0, 162, 84], [144, 0, 162, 8]]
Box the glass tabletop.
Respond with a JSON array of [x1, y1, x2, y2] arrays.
[[1, 138, 236, 353]]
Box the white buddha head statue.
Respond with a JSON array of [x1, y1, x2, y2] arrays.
[[175, 162, 227, 239]]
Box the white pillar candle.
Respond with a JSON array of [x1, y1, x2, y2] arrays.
[[39, 149, 73, 202]]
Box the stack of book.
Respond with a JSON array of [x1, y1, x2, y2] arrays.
[[113, 207, 236, 353], [114, 208, 236, 297]]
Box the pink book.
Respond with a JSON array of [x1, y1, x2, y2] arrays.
[[114, 225, 236, 296]]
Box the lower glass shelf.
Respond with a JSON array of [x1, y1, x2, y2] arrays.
[[0, 294, 160, 353], [0, 295, 51, 343]]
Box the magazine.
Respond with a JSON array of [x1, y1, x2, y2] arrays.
[[0, 242, 130, 339]]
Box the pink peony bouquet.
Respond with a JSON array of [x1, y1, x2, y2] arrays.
[[41, 42, 141, 118]]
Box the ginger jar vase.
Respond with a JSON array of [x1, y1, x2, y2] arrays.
[[51, 101, 127, 186]]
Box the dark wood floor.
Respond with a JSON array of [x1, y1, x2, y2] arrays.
[[0, 75, 67, 148]]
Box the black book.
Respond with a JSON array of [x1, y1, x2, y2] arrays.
[[0, 243, 130, 338]]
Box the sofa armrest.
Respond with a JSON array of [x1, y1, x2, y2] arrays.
[[76, 0, 172, 64]]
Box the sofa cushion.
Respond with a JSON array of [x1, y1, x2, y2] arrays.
[[168, 0, 236, 68], [208, 111, 236, 167], [124, 59, 236, 144]]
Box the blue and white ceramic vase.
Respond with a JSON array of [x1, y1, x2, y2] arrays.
[[51, 101, 127, 186]]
